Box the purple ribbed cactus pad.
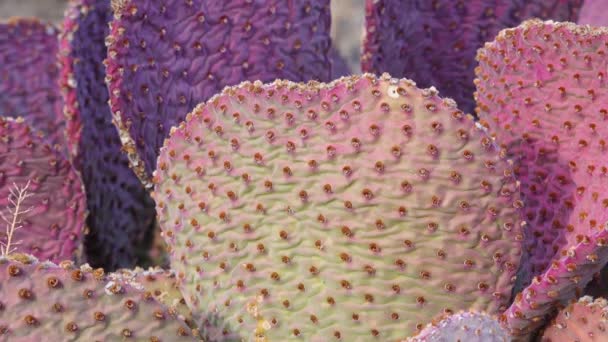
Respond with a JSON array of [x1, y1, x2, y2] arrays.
[[0, 118, 86, 263], [476, 19, 608, 337], [0, 19, 66, 148], [106, 0, 333, 185], [362, 0, 583, 114], [59, 0, 156, 270]]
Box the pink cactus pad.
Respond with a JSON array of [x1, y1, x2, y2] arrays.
[[0, 254, 197, 340], [0, 18, 66, 149], [153, 74, 524, 340], [541, 296, 608, 341], [406, 311, 511, 342], [105, 0, 333, 186], [362, 0, 582, 115], [0, 117, 86, 263], [476, 19, 608, 336]]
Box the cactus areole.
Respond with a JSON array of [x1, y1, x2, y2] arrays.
[[154, 74, 524, 340]]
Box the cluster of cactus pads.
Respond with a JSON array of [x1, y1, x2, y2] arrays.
[[2, 0, 608, 341]]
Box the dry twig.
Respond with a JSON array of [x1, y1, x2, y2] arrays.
[[0, 181, 33, 256]]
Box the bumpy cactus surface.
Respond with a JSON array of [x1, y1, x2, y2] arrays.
[[0, 254, 197, 340], [154, 74, 524, 340], [362, 0, 583, 114], [541, 296, 608, 341], [0, 117, 86, 263], [406, 311, 511, 342], [106, 0, 334, 186], [476, 19, 608, 336], [0, 18, 66, 148], [59, 0, 156, 270]]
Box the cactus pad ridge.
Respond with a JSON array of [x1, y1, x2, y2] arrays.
[[475, 19, 608, 336], [105, 0, 334, 186], [541, 296, 608, 342], [405, 311, 511, 342], [59, 0, 157, 270], [154, 73, 524, 340], [362, 0, 583, 115], [0, 254, 197, 340], [0, 117, 86, 263], [0, 18, 66, 149]]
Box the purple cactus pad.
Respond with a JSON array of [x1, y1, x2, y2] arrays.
[[59, 0, 157, 270], [362, 0, 583, 114], [106, 0, 334, 186], [0, 18, 66, 149]]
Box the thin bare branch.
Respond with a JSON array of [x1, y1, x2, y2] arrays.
[[1, 181, 33, 256]]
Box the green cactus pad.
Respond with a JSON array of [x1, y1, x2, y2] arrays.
[[154, 74, 524, 340]]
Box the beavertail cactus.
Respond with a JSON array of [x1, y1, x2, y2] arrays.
[[59, 0, 156, 270], [406, 311, 511, 342], [106, 0, 334, 186], [0, 117, 86, 263], [475, 19, 608, 336], [0, 18, 66, 148], [362, 0, 583, 114], [154, 74, 524, 340], [541, 296, 608, 341], [0, 254, 197, 340]]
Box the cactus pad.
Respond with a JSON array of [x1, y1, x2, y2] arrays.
[[406, 311, 511, 342], [154, 74, 524, 340], [541, 296, 608, 341], [106, 0, 333, 186], [0, 18, 66, 149], [362, 0, 583, 114], [0, 254, 197, 340], [0, 117, 86, 263], [59, 0, 156, 270], [476, 19, 608, 336]]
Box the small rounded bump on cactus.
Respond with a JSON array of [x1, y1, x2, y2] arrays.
[[475, 19, 608, 336], [59, 0, 157, 270], [405, 311, 511, 342], [0, 254, 197, 340], [541, 296, 608, 341], [0, 117, 86, 263], [577, 0, 606, 26], [362, 0, 583, 115], [105, 0, 334, 186], [0, 18, 66, 149], [154, 73, 525, 340]]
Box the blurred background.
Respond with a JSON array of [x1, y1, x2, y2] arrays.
[[0, 0, 364, 72]]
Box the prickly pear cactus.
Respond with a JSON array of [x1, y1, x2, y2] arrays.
[[362, 0, 583, 114], [475, 19, 608, 336], [106, 0, 334, 186], [541, 296, 608, 341], [406, 311, 511, 342], [0, 18, 66, 148], [0, 117, 86, 263], [154, 74, 524, 340], [0, 254, 197, 340], [59, 0, 156, 270]]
